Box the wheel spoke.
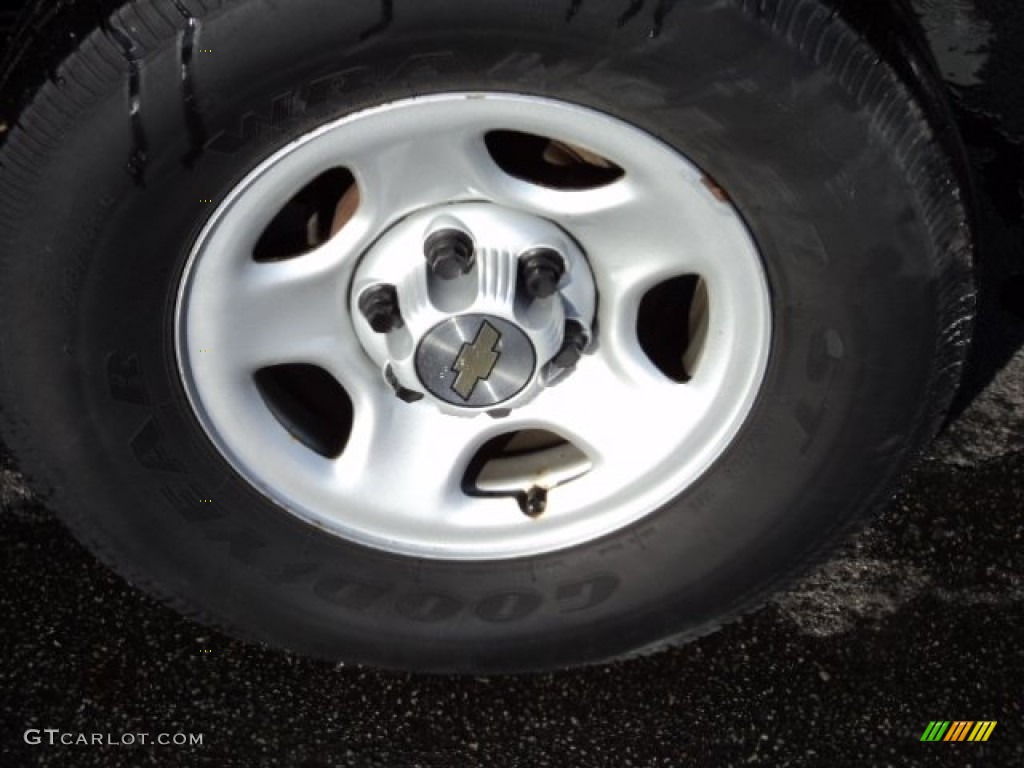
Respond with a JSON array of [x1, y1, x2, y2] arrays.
[[334, 395, 490, 517], [348, 120, 639, 229], [350, 127, 499, 226], [183, 240, 381, 404], [569, 175, 742, 298], [234, 262, 345, 366], [512, 355, 705, 486]]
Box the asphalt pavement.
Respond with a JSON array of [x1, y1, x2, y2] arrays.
[[0, 346, 1021, 767]]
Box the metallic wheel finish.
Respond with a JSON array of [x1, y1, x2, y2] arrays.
[[174, 93, 773, 560], [415, 315, 536, 408], [350, 202, 597, 416]]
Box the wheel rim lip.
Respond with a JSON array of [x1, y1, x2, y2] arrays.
[[174, 92, 773, 560]]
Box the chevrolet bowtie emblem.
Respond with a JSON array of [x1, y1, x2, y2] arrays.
[[451, 320, 502, 401]]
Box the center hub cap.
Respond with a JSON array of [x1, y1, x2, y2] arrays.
[[351, 202, 597, 416], [417, 314, 536, 407]]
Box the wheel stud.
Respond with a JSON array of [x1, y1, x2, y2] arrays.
[[425, 228, 475, 279], [520, 248, 565, 299], [519, 486, 547, 518], [358, 284, 403, 333]]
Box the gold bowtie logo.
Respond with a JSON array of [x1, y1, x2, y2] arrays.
[[452, 321, 502, 401]]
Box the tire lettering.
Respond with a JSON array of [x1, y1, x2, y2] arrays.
[[310, 575, 621, 623], [206, 91, 295, 152], [59, 254, 88, 319], [556, 572, 619, 613], [261, 562, 318, 585], [130, 418, 184, 473], [303, 70, 357, 108], [384, 52, 457, 84], [107, 352, 149, 404], [206, 53, 465, 156], [313, 575, 391, 612], [207, 67, 369, 153], [58, 197, 115, 321], [395, 592, 463, 623], [794, 399, 827, 452], [160, 483, 224, 522], [475, 590, 543, 623], [207, 527, 266, 565], [208, 527, 320, 586], [795, 327, 845, 453], [806, 328, 845, 381], [778, 217, 828, 270]]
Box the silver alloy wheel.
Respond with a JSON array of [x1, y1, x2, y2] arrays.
[[175, 93, 772, 560]]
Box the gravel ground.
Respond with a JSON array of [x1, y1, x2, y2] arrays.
[[0, 347, 1021, 767]]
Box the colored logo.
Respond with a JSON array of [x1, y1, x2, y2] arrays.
[[451, 320, 501, 400], [920, 721, 996, 742]]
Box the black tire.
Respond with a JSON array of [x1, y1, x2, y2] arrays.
[[0, 0, 973, 672]]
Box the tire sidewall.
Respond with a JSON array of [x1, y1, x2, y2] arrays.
[[0, 0, 946, 670]]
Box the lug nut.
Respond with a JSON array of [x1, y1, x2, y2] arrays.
[[551, 320, 589, 370], [520, 248, 565, 299], [425, 228, 475, 279], [358, 284, 403, 333]]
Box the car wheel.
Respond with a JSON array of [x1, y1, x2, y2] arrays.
[[0, 0, 974, 671]]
